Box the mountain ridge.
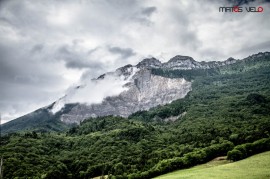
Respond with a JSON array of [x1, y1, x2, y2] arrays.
[[135, 55, 238, 70], [2, 50, 270, 178], [1, 51, 270, 134]]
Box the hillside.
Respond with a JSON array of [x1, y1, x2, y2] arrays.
[[1, 52, 270, 135], [0, 52, 270, 178], [155, 151, 270, 179]]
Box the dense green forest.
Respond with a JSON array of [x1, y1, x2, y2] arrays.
[[1, 53, 270, 178]]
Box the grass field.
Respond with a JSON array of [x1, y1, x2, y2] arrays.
[[155, 151, 270, 179]]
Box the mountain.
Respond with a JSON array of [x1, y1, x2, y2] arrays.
[[1, 52, 270, 179], [1, 52, 270, 134], [56, 67, 191, 124], [136, 55, 238, 70]]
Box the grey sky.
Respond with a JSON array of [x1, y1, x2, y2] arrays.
[[0, 0, 270, 123]]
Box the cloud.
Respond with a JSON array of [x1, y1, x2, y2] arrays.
[[141, 6, 157, 17], [31, 44, 44, 53], [235, 40, 270, 57], [51, 70, 137, 113], [227, 0, 270, 6], [0, 0, 269, 123], [108, 46, 136, 59], [56, 45, 103, 70]]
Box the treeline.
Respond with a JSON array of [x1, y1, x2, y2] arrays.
[[110, 138, 270, 178], [112, 141, 234, 179], [227, 138, 270, 161], [128, 98, 187, 122], [1, 56, 270, 178]]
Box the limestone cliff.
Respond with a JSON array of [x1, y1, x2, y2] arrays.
[[51, 54, 241, 124], [58, 67, 191, 124]]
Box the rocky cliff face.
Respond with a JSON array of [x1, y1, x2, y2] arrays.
[[58, 67, 191, 124], [136, 58, 162, 69], [162, 55, 238, 70], [2, 52, 269, 134], [135, 55, 238, 70], [50, 54, 242, 124], [2, 51, 269, 135]]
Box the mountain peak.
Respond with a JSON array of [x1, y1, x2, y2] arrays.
[[244, 51, 270, 61], [224, 57, 237, 65], [163, 55, 199, 70], [168, 55, 195, 63], [226, 57, 236, 61], [136, 57, 162, 68]]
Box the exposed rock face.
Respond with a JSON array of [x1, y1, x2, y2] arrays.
[[53, 54, 243, 124], [3, 52, 269, 134], [162, 55, 238, 70], [243, 52, 270, 61], [163, 56, 201, 70], [60, 68, 191, 124], [136, 58, 162, 69], [133, 55, 239, 71]]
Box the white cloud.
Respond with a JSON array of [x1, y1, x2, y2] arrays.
[[0, 0, 269, 123], [51, 67, 138, 113]]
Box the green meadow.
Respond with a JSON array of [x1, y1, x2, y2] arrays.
[[155, 151, 270, 179]]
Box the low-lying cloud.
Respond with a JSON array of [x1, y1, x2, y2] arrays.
[[108, 46, 136, 59], [51, 71, 135, 113], [0, 0, 269, 123]]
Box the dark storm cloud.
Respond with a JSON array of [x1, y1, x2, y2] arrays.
[[141, 7, 157, 17], [65, 60, 102, 70], [227, 0, 270, 6], [0, 42, 68, 123], [0, 0, 269, 123], [126, 5, 157, 26], [57, 45, 104, 69], [87, 47, 100, 55], [0, 0, 154, 123], [167, 3, 202, 50], [31, 44, 44, 53], [108, 46, 136, 59], [129, 6, 157, 26], [0, 44, 64, 87]]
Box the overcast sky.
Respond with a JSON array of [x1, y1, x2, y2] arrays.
[[0, 0, 270, 123]]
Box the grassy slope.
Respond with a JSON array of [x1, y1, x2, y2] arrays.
[[155, 151, 270, 179]]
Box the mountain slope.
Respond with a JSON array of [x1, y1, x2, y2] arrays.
[[1, 52, 270, 135], [1, 104, 76, 134], [1, 52, 270, 178], [58, 68, 191, 124]]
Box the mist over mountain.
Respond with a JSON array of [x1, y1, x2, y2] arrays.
[[1, 51, 270, 179], [1, 0, 270, 125], [1, 51, 269, 134], [1, 0, 270, 178]]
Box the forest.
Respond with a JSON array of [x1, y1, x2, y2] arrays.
[[1, 54, 270, 178]]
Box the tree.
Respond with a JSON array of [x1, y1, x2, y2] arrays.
[[227, 149, 243, 161]]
